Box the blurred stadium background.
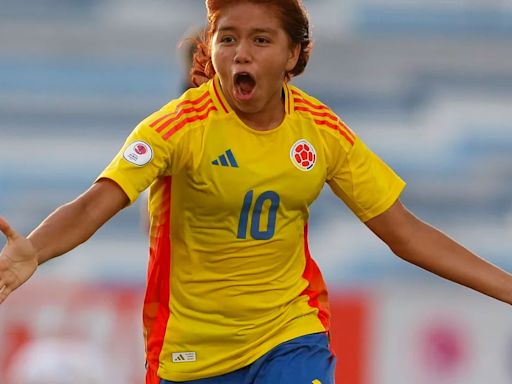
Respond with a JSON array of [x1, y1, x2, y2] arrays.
[[1, 0, 512, 383]]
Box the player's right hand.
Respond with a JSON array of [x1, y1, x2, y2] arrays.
[[0, 217, 38, 304]]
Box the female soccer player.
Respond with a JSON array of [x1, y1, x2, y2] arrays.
[[1, 1, 511, 383]]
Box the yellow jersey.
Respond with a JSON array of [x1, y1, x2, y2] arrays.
[[98, 76, 405, 381]]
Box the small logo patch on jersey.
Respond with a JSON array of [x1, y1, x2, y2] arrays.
[[290, 139, 316, 171], [212, 149, 239, 168], [312, 380, 322, 384], [172, 352, 196, 363], [123, 141, 153, 166]]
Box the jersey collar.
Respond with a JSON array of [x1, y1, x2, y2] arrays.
[[209, 75, 293, 116]]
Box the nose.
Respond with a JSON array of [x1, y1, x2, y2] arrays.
[[234, 40, 251, 64]]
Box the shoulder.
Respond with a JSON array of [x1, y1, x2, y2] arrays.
[[140, 81, 219, 141], [288, 84, 356, 147], [288, 85, 330, 112]]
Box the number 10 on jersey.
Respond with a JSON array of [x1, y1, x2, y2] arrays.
[[237, 190, 280, 240]]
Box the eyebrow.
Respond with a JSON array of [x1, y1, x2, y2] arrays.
[[216, 26, 278, 35]]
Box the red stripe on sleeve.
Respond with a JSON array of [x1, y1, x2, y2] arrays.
[[294, 106, 339, 122], [153, 98, 214, 133], [149, 113, 174, 129], [338, 119, 356, 138], [292, 90, 356, 145], [293, 97, 330, 111], [314, 119, 355, 146], [161, 106, 217, 140], [149, 91, 210, 128]]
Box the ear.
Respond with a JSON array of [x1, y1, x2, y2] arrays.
[[285, 43, 301, 72]]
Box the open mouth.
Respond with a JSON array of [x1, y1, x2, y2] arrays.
[[234, 72, 256, 100]]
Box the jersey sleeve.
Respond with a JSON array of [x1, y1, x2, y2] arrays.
[[96, 112, 177, 204], [326, 133, 406, 222]]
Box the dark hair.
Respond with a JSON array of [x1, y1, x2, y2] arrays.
[[178, 26, 207, 90], [191, 0, 313, 86]]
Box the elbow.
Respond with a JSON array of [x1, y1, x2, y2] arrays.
[[387, 237, 414, 262]]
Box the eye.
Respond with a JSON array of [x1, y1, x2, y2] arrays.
[[255, 36, 271, 45], [219, 35, 235, 44]]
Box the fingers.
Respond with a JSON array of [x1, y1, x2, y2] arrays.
[[0, 282, 10, 304], [0, 217, 16, 304], [0, 268, 15, 304], [0, 216, 17, 240]]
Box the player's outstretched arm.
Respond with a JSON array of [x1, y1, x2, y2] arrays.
[[365, 199, 512, 305], [0, 179, 129, 304]]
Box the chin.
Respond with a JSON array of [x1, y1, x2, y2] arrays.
[[236, 100, 262, 113]]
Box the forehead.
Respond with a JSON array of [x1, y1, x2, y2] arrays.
[[214, 2, 283, 32]]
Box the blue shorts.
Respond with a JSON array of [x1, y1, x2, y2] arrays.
[[160, 332, 335, 384]]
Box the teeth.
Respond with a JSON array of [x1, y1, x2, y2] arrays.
[[235, 72, 251, 81]]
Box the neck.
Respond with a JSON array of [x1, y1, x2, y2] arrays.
[[235, 88, 286, 131], [237, 107, 285, 131]]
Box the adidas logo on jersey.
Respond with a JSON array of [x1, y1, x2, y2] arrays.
[[212, 149, 239, 168], [172, 352, 197, 363]]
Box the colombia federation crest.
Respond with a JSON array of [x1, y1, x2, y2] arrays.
[[290, 139, 317, 171]]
